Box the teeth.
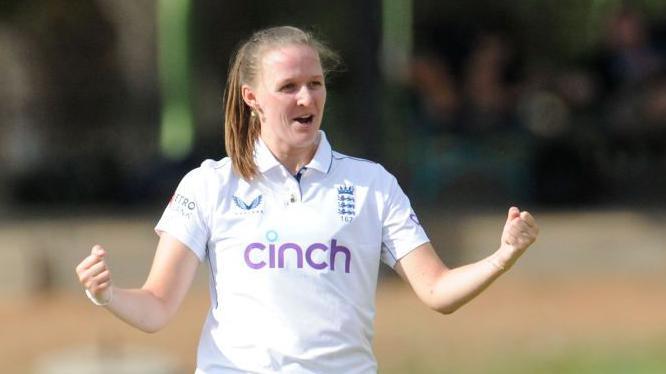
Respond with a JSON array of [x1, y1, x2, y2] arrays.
[[295, 115, 313, 123]]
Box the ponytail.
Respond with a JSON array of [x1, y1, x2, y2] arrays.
[[224, 45, 260, 181]]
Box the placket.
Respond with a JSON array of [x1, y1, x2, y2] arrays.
[[278, 165, 310, 206], [285, 175, 301, 205]]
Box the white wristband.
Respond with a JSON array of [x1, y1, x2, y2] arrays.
[[85, 288, 113, 306]]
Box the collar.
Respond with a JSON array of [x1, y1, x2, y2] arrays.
[[254, 130, 333, 175]]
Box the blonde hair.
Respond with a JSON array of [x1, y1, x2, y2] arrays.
[[223, 26, 340, 181]]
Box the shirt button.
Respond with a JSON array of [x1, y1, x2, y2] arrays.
[[290, 194, 296, 203]]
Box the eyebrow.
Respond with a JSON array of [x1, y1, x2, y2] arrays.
[[277, 74, 324, 83]]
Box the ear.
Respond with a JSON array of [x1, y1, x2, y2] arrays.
[[241, 84, 257, 109]]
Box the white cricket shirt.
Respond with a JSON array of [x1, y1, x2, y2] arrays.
[[155, 131, 429, 373]]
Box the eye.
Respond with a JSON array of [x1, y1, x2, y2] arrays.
[[279, 83, 296, 92], [308, 80, 324, 89]]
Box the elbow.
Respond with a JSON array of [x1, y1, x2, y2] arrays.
[[136, 318, 168, 334], [136, 288, 171, 333], [140, 326, 163, 334], [428, 299, 461, 315], [434, 305, 459, 315], [137, 326, 157, 334], [420, 288, 462, 315]]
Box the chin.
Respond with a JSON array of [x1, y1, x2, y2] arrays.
[[290, 127, 320, 146]]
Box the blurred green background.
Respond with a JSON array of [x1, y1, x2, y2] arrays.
[[1, 0, 665, 372]]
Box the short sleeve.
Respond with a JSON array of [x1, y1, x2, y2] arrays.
[[380, 175, 430, 268], [155, 169, 210, 261]]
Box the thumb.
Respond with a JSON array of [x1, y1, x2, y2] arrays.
[[91, 244, 106, 258], [506, 206, 520, 222]]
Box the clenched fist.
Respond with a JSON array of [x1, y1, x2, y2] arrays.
[[75, 245, 113, 305], [493, 207, 539, 271]]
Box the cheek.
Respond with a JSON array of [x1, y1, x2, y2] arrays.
[[317, 91, 327, 109], [259, 95, 282, 114], [262, 97, 294, 123]]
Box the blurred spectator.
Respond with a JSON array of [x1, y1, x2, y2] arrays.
[[590, 6, 666, 201], [405, 30, 532, 205], [592, 6, 664, 131], [0, 26, 46, 211], [460, 33, 521, 133], [594, 7, 662, 95], [405, 4, 666, 207], [408, 52, 460, 135]]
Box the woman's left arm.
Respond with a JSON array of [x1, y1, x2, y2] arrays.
[[394, 207, 539, 314]]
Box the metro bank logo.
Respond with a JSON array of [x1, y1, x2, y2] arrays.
[[167, 193, 196, 219], [244, 230, 351, 273]]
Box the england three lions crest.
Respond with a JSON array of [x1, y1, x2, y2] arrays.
[[336, 184, 355, 222]]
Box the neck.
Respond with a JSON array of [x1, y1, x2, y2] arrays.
[[260, 133, 320, 175]]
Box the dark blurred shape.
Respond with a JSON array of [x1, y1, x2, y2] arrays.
[[402, 1, 666, 207], [405, 23, 532, 205], [32, 249, 55, 295], [2, 0, 666, 211], [587, 5, 666, 204], [594, 7, 662, 95]]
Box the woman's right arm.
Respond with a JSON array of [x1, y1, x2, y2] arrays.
[[75, 232, 200, 333]]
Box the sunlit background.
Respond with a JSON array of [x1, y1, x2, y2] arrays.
[[1, 0, 665, 373]]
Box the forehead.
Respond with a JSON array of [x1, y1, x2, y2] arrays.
[[259, 44, 323, 82]]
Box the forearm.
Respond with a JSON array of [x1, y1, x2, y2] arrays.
[[427, 250, 506, 314], [103, 286, 173, 333], [78, 236, 200, 333], [397, 208, 538, 315]]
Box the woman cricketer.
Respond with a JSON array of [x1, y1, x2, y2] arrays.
[[76, 26, 539, 373]]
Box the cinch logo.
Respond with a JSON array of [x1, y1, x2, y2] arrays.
[[244, 231, 351, 273]]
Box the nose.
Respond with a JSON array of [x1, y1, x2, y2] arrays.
[[296, 85, 313, 107]]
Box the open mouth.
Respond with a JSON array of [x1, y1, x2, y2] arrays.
[[293, 115, 314, 125]]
